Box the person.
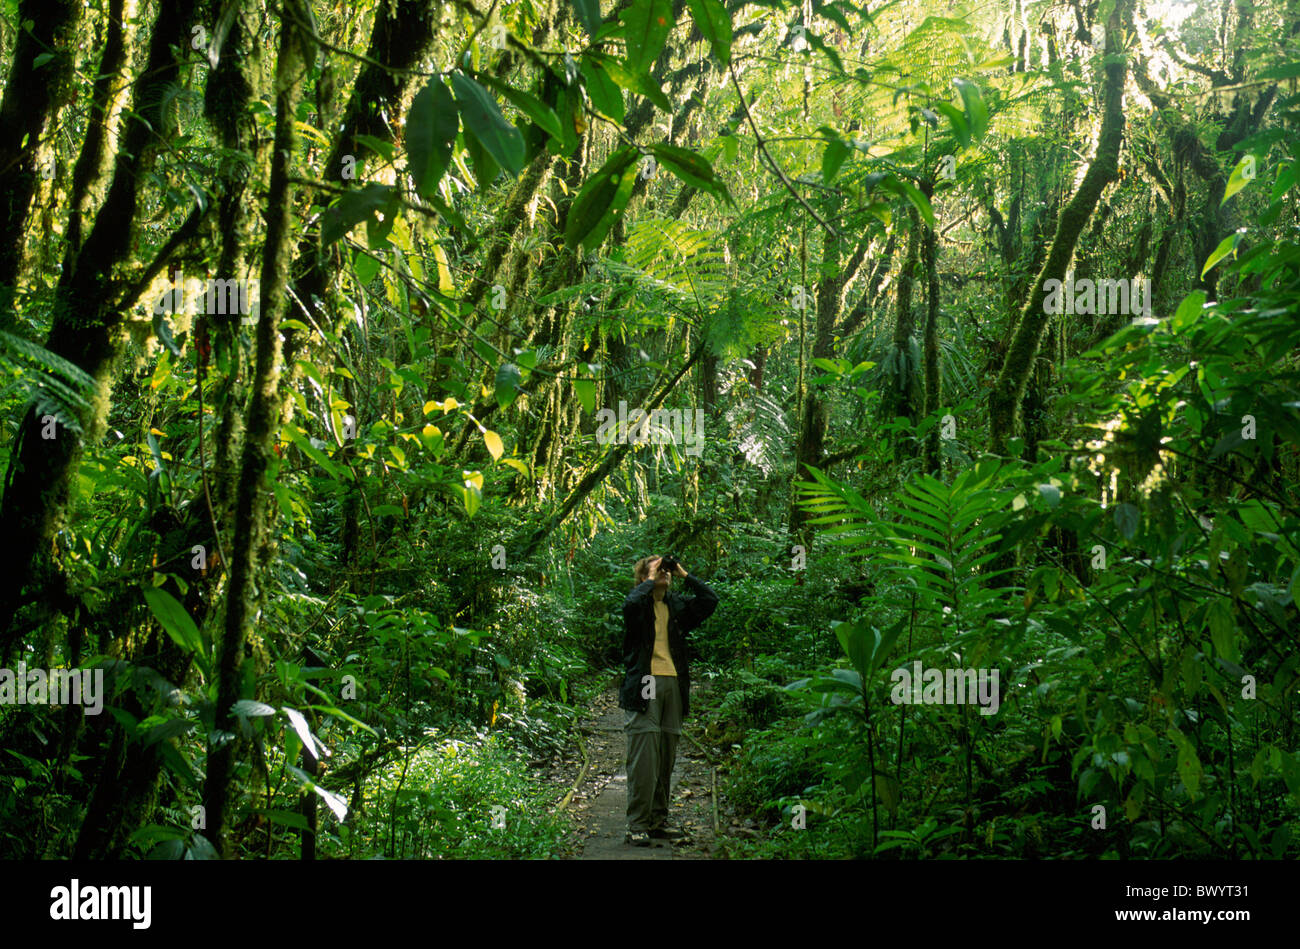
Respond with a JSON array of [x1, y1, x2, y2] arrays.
[[620, 554, 719, 846]]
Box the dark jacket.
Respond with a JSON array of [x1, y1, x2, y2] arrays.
[[619, 572, 719, 718]]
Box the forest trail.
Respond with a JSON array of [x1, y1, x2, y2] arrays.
[[559, 686, 719, 860]]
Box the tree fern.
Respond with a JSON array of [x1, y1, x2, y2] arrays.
[[0, 331, 97, 435], [796, 456, 1019, 661]]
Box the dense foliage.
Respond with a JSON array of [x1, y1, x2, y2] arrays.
[[0, 0, 1296, 860]]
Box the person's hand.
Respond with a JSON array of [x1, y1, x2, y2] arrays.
[[646, 556, 663, 581], [672, 561, 687, 578]]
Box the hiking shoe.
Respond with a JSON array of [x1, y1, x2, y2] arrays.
[[625, 831, 652, 847], [651, 824, 688, 842]]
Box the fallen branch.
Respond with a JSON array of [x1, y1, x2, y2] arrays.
[[556, 730, 591, 812]]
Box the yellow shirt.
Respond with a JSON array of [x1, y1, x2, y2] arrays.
[[650, 599, 677, 676]]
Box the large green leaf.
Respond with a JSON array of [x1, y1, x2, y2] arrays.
[[879, 175, 934, 229], [477, 73, 563, 141], [619, 0, 673, 73], [953, 78, 987, 141], [572, 0, 603, 36], [685, 0, 731, 65], [1201, 231, 1242, 278], [142, 587, 202, 656], [590, 53, 670, 112], [495, 362, 522, 409], [451, 72, 526, 177], [1221, 154, 1258, 205], [407, 79, 458, 198], [580, 55, 626, 122], [283, 423, 343, 480], [565, 146, 638, 251], [321, 183, 396, 245], [651, 143, 733, 205]]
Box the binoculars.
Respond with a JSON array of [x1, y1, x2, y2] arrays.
[[659, 556, 679, 573]]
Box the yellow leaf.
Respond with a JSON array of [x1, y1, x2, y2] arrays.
[[483, 429, 504, 460], [434, 242, 454, 293], [423, 401, 438, 415], [149, 427, 166, 437]]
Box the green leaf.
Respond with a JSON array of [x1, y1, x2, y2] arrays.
[[353, 134, 395, 163], [251, 808, 310, 831], [580, 55, 626, 122], [353, 247, 381, 285], [821, 137, 850, 183], [495, 362, 522, 409], [575, 377, 596, 414], [833, 618, 872, 680], [650, 143, 733, 205], [565, 146, 638, 251], [477, 73, 563, 140], [451, 72, 526, 177], [1167, 727, 1203, 800], [321, 183, 396, 245], [307, 704, 379, 736], [874, 773, 901, 813], [953, 79, 987, 141], [142, 587, 202, 656], [620, 0, 674, 73], [282, 424, 342, 480], [933, 101, 968, 148], [1200, 232, 1241, 279], [1207, 600, 1238, 663], [462, 482, 482, 517], [592, 54, 671, 112], [684, 0, 731, 66], [879, 174, 934, 229], [1171, 290, 1206, 333], [1221, 154, 1258, 205], [407, 80, 458, 198], [572, 0, 603, 36]]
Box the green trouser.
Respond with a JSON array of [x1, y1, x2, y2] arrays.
[[624, 674, 682, 834]]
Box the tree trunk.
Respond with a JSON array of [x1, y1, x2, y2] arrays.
[[0, 0, 200, 652], [882, 210, 921, 461], [203, 0, 311, 857], [788, 223, 847, 545], [0, 0, 84, 325], [922, 214, 942, 474], [61, 0, 129, 268], [988, 0, 1131, 456]]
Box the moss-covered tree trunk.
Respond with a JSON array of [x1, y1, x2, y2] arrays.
[[988, 0, 1131, 456], [0, 0, 200, 653], [203, 0, 312, 857], [921, 211, 942, 475], [61, 0, 130, 269], [0, 0, 84, 324], [883, 210, 921, 461], [789, 223, 855, 545]]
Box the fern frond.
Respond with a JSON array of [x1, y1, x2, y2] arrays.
[[0, 331, 96, 434]]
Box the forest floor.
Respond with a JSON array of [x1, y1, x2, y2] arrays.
[[555, 685, 723, 860]]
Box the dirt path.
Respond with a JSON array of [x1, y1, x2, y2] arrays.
[[557, 686, 719, 859]]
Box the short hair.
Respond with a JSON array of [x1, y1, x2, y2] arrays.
[[633, 556, 658, 582]]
